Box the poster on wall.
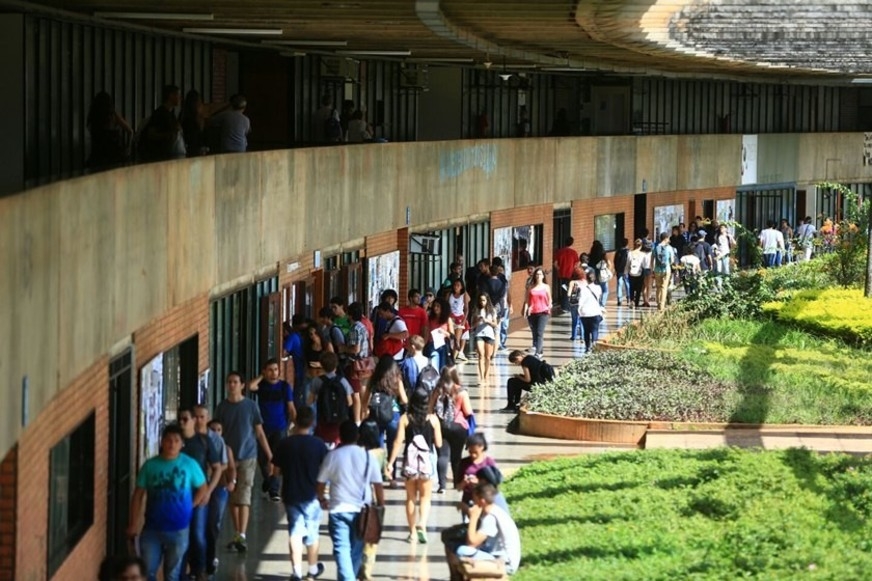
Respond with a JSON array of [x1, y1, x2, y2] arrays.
[[716, 200, 736, 235], [367, 250, 400, 314], [493, 227, 513, 281], [741, 135, 758, 185], [864, 133, 872, 167], [653, 204, 684, 240], [197, 369, 211, 407], [139, 354, 164, 465]]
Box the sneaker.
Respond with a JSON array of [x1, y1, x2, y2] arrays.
[[499, 405, 518, 413], [290, 576, 302, 581], [307, 562, 325, 580], [437, 487, 446, 494], [233, 535, 248, 553], [456, 352, 468, 361], [270, 492, 281, 502], [417, 527, 427, 543]]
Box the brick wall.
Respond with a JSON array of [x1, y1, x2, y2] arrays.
[[17, 357, 109, 581], [0, 446, 16, 581], [133, 294, 210, 374], [491, 203, 554, 332]]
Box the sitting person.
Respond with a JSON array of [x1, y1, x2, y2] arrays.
[[501, 350, 544, 412], [455, 482, 521, 575]]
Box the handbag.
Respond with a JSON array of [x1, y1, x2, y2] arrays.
[[356, 452, 383, 544], [466, 413, 477, 436]]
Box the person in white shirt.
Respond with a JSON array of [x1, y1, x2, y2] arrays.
[[758, 220, 785, 268], [346, 110, 373, 143], [316, 421, 384, 581], [795, 216, 817, 262], [627, 239, 650, 308], [714, 224, 736, 275], [455, 482, 521, 575], [679, 246, 702, 293], [576, 271, 603, 354]]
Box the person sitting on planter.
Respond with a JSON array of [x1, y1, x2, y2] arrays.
[[454, 482, 521, 575], [501, 350, 544, 412]]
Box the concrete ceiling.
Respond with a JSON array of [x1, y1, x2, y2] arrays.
[[15, 0, 872, 82]]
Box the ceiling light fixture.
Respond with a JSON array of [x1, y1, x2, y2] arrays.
[[264, 40, 349, 47], [279, 51, 307, 58], [183, 27, 283, 35], [498, 73, 512, 81], [95, 11, 214, 20], [406, 58, 474, 63], [851, 78, 872, 84], [337, 50, 412, 56], [483, 53, 492, 69]]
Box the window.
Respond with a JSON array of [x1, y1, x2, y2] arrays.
[[594, 213, 625, 252], [48, 413, 95, 577], [510, 224, 543, 272]]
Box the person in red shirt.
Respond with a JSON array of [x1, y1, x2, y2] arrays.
[[398, 288, 429, 340], [553, 237, 579, 311]]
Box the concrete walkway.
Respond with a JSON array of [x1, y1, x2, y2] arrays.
[[216, 304, 872, 580], [216, 307, 641, 580]]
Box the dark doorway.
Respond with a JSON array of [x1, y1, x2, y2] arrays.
[[634, 193, 648, 238], [177, 336, 199, 412], [106, 349, 133, 557], [702, 200, 715, 221]]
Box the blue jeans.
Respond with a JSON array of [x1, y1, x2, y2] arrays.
[[763, 252, 777, 268], [598, 282, 609, 307], [569, 307, 580, 340], [328, 511, 363, 581], [207, 487, 229, 568], [140, 528, 189, 581], [380, 410, 401, 478], [580, 316, 601, 352], [615, 274, 630, 304], [527, 313, 549, 354], [186, 504, 208, 575], [498, 306, 510, 349]]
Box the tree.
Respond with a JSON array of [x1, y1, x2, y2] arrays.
[[815, 182, 870, 290]]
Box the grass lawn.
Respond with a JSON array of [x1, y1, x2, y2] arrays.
[[505, 448, 872, 580], [678, 318, 872, 424]]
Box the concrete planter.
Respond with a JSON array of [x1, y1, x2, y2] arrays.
[[518, 409, 648, 445]]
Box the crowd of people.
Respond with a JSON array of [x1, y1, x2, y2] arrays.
[[86, 88, 383, 174], [86, 85, 252, 171], [118, 256, 525, 581]]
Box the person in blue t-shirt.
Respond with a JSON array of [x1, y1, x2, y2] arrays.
[[248, 358, 296, 501], [283, 317, 307, 407], [271, 406, 328, 581], [127, 424, 208, 581]]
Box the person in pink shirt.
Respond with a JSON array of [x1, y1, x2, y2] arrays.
[[522, 267, 552, 357]]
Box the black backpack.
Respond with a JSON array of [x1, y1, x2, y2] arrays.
[[368, 389, 395, 427], [537, 360, 556, 384], [317, 375, 350, 424]]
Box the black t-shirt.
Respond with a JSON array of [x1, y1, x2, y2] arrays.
[[693, 241, 713, 271], [521, 355, 542, 383], [613, 248, 629, 274], [140, 106, 178, 161], [271, 434, 328, 504]]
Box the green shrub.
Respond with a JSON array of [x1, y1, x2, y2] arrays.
[[545, 318, 872, 425], [764, 288, 872, 345], [506, 448, 872, 581], [525, 349, 735, 422]]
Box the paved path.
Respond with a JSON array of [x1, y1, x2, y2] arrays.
[[216, 304, 872, 580], [216, 307, 641, 581]]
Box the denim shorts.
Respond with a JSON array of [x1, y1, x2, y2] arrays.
[[285, 498, 322, 545]]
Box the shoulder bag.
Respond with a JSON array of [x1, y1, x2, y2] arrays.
[[356, 451, 383, 544]]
